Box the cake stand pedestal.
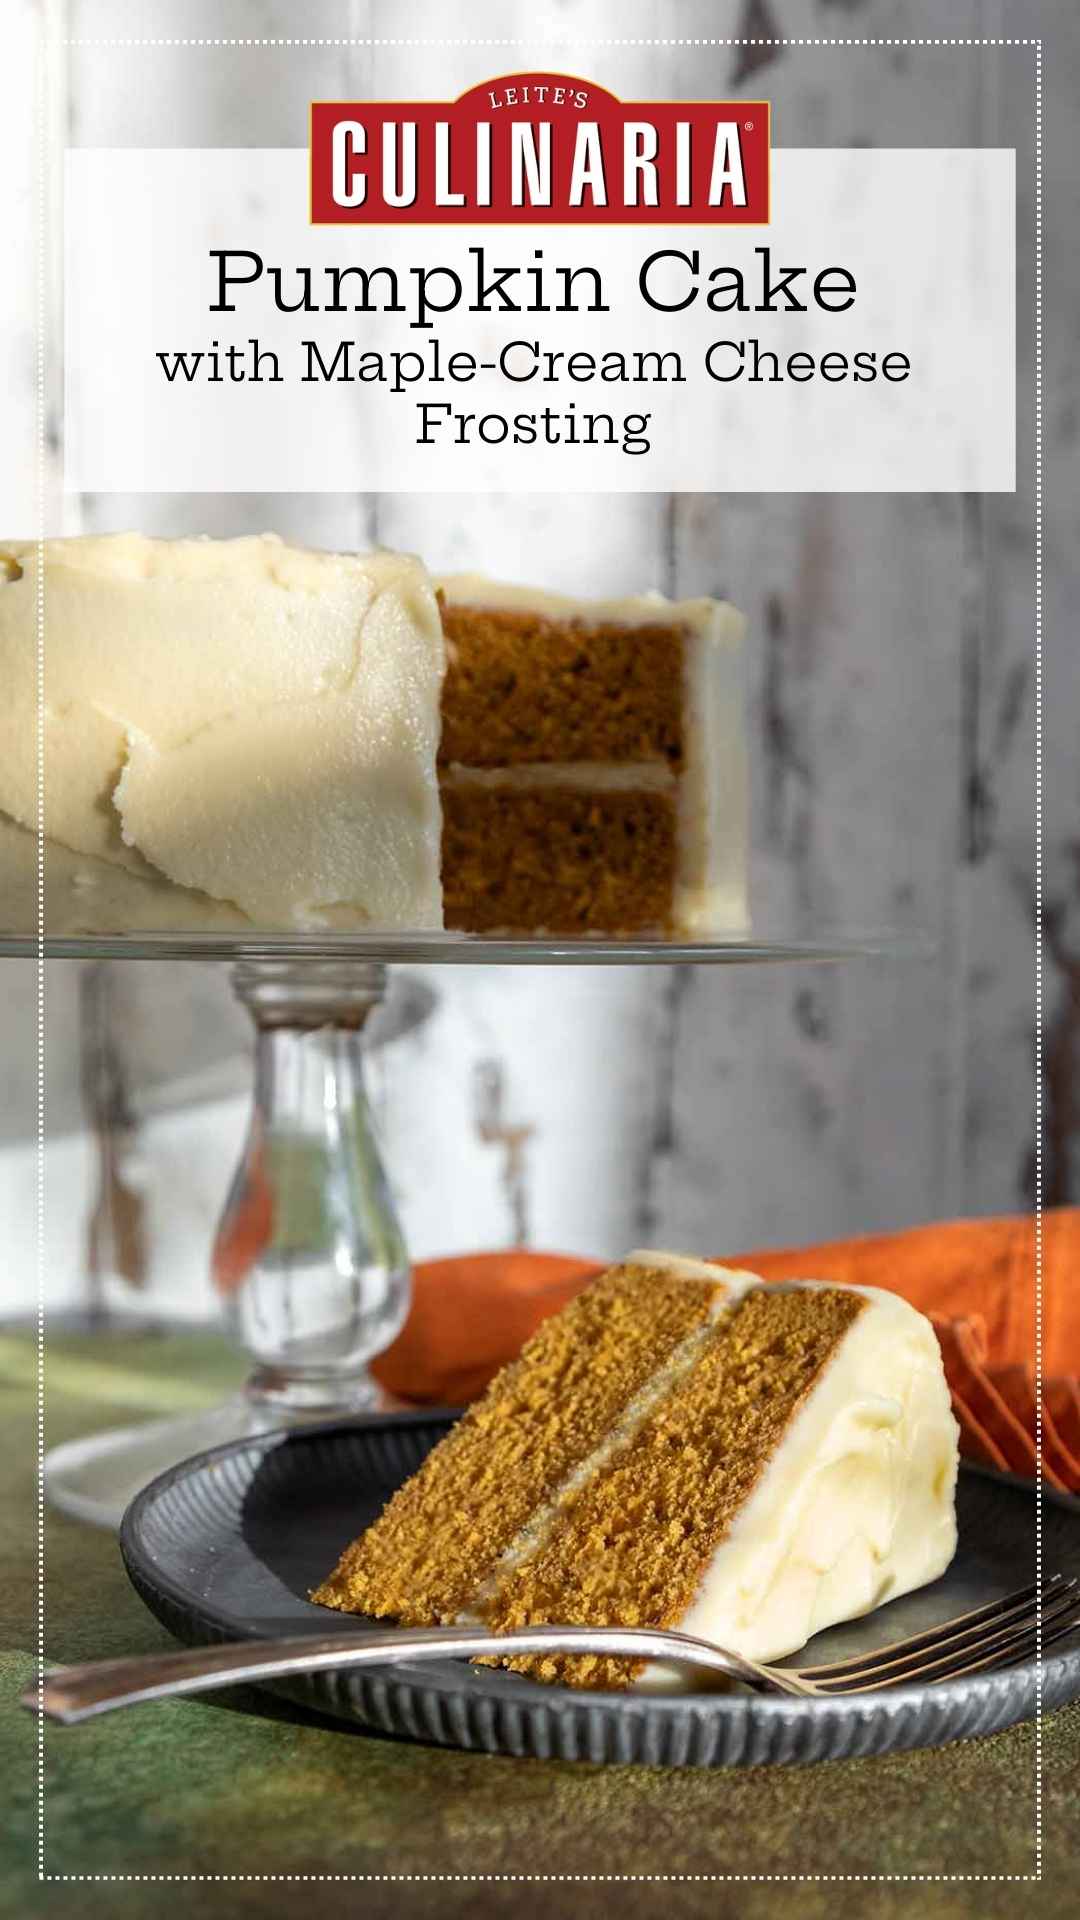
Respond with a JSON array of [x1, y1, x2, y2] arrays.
[[3, 926, 913, 1529], [41, 955, 412, 1528]]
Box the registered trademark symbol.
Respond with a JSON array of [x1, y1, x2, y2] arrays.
[[744, 120, 754, 131]]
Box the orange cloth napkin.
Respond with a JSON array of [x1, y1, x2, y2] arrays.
[[371, 1212, 1080, 1495]]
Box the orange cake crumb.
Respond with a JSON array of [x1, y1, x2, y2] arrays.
[[440, 783, 678, 935], [479, 1286, 866, 1688], [313, 1261, 727, 1624], [439, 603, 686, 770]]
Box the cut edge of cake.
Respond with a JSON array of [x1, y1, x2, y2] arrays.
[[312, 1252, 748, 1629], [436, 577, 748, 938]]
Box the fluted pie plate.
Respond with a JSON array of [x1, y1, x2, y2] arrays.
[[119, 1411, 1080, 1768]]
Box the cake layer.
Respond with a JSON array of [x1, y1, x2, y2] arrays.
[[439, 595, 686, 769], [313, 1255, 739, 1624], [0, 533, 446, 931], [440, 777, 679, 935]]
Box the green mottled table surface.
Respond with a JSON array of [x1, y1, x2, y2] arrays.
[[2, 1325, 1077, 1920]]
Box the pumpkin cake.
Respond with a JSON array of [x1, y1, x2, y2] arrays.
[[436, 578, 748, 937], [0, 538, 748, 940], [314, 1253, 959, 1689]]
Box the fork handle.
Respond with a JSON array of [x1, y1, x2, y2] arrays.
[[22, 1625, 772, 1724]]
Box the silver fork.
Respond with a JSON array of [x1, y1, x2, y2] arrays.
[[23, 1573, 1079, 1724]]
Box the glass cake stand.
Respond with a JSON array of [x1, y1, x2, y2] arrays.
[[1, 925, 922, 1529]]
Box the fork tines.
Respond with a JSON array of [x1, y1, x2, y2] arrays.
[[798, 1573, 1080, 1693]]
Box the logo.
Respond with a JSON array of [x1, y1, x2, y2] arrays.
[[310, 73, 770, 225]]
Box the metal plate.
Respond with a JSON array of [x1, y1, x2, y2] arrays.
[[120, 1413, 1080, 1768]]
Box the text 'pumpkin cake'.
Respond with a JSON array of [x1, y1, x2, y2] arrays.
[[314, 1253, 960, 1689]]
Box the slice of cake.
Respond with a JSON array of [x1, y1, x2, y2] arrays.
[[314, 1253, 959, 1689], [0, 533, 446, 931], [437, 578, 748, 937]]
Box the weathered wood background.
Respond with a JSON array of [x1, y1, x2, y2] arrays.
[[1, 0, 1071, 1316]]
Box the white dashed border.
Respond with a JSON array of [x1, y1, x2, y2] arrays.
[[1033, 32, 1045, 1886], [62, 38, 1042, 49], [35, 20, 47, 1896], [35, 30, 1045, 1889]]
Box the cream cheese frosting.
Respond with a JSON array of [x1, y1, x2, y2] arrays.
[[0, 812, 249, 936], [638, 1277, 959, 1680], [0, 533, 446, 931]]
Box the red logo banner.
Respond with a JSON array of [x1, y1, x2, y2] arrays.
[[310, 73, 770, 225]]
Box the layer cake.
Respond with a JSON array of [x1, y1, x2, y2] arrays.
[[0, 536, 747, 939], [314, 1253, 959, 1688]]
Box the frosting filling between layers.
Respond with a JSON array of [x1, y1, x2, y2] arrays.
[[441, 762, 677, 793]]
